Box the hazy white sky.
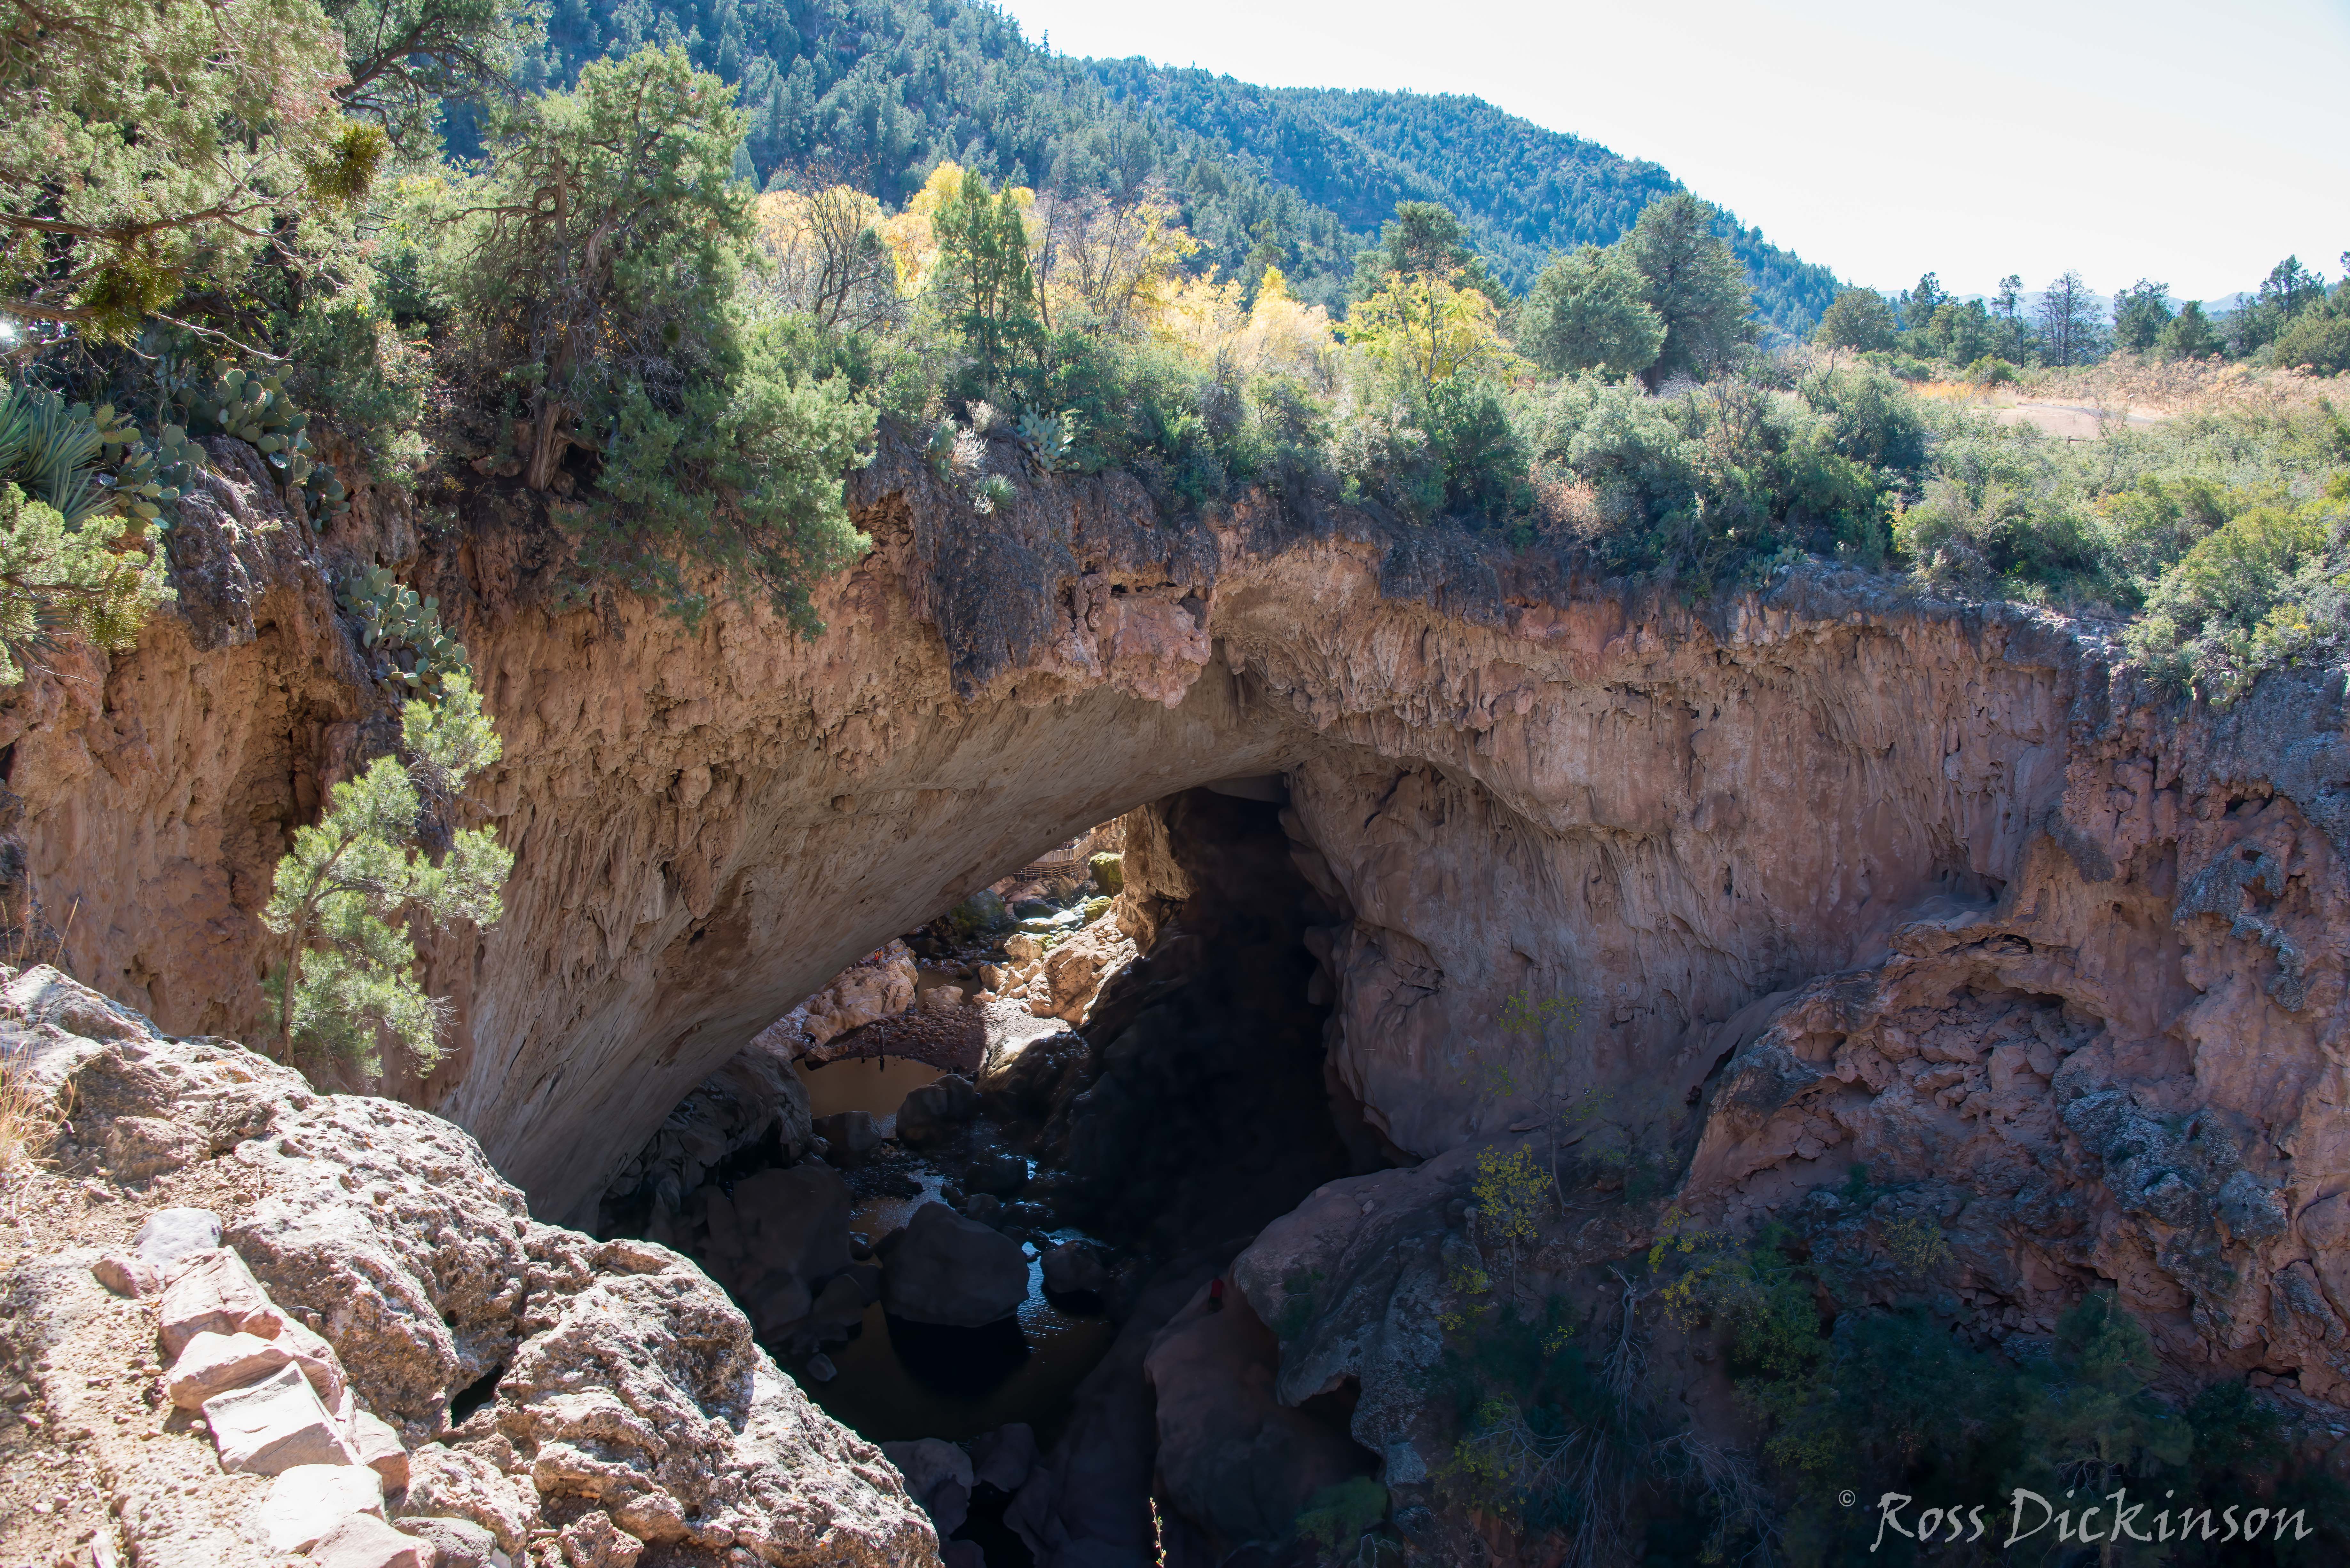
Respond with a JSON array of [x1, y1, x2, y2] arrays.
[[994, 0, 2350, 301]]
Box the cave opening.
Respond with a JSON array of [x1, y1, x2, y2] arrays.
[[598, 776, 1387, 1562]]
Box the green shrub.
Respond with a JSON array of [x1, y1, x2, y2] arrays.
[[1293, 1476, 1388, 1551]]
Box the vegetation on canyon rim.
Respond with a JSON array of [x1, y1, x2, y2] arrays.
[[0, 0, 2343, 701]]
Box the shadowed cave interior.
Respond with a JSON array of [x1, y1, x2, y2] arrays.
[[598, 782, 1388, 1565]]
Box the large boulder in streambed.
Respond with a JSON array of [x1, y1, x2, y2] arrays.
[[894, 1075, 979, 1146], [879, 1203, 1030, 1327]]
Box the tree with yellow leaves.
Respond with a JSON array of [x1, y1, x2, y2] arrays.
[[747, 185, 902, 333], [1344, 266, 1523, 393], [1032, 189, 1198, 338]]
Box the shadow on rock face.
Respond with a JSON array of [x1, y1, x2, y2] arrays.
[[886, 1314, 1031, 1397]]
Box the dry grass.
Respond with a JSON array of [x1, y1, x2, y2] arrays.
[[2019, 355, 2344, 417], [0, 1050, 52, 1176]]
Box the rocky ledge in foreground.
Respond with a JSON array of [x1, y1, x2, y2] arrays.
[[0, 965, 938, 1568]]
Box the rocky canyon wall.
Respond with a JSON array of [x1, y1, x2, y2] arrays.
[[7, 421, 2344, 1336]]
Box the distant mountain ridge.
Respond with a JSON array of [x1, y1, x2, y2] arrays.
[[529, 0, 1843, 334]]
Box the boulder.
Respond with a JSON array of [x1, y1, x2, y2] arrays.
[[397, 1447, 536, 1556], [351, 1408, 410, 1490], [960, 1146, 1029, 1196], [880, 1204, 1030, 1327], [922, 985, 965, 1013], [557, 1510, 641, 1568], [391, 1515, 500, 1568], [158, 1246, 280, 1356], [134, 1207, 223, 1269], [1041, 1243, 1111, 1299], [1087, 852, 1124, 893], [104, 1113, 201, 1180], [812, 1111, 882, 1165], [92, 1251, 160, 1298], [880, 1437, 974, 1534], [970, 1423, 1037, 1493], [978, 1032, 1089, 1122], [309, 1512, 436, 1568], [166, 1329, 293, 1408], [1143, 1284, 1368, 1550], [894, 1075, 980, 1147], [760, 940, 919, 1055], [202, 1361, 357, 1473], [257, 1463, 385, 1551], [961, 1194, 1002, 1226]]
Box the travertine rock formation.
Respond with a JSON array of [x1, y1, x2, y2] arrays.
[[6, 425, 2347, 1426], [3, 965, 938, 1567]]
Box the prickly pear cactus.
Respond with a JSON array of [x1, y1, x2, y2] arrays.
[[335, 564, 472, 701], [178, 367, 350, 528]]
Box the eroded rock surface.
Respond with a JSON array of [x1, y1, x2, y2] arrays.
[[0, 967, 939, 1568]]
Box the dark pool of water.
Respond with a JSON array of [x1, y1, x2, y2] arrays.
[[807, 1158, 1116, 1447]]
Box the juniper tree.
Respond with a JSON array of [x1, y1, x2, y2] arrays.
[[262, 673, 511, 1074]]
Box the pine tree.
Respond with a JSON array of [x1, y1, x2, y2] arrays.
[[262, 675, 512, 1075], [932, 168, 1045, 393]]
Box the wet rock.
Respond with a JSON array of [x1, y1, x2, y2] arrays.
[[880, 1204, 1030, 1327], [922, 986, 965, 1013], [813, 1111, 883, 1166], [849, 1230, 873, 1260], [881, 1438, 975, 1535], [202, 1361, 356, 1474], [809, 1274, 868, 1343], [961, 1194, 1003, 1226], [257, 1463, 385, 1551], [803, 1353, 837, 1382], [1041, 1243, 1110, 1298], [970, 1423, 1038, 1493], [895, 1075, 980, 1147], [959, 1147, 1028, 1197]]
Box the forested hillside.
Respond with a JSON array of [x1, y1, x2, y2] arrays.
[[525, 0, 1839, 332]]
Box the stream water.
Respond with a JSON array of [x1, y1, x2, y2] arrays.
[[794, 1056, 1117, 1448]]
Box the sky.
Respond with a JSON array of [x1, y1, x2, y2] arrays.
[[993, 0, 2350, 302]]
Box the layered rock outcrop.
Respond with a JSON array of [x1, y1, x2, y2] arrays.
[[1, 965, 937, 1567]]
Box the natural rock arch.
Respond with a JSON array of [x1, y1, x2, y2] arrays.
[[12, 437, 2345, 1336]]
